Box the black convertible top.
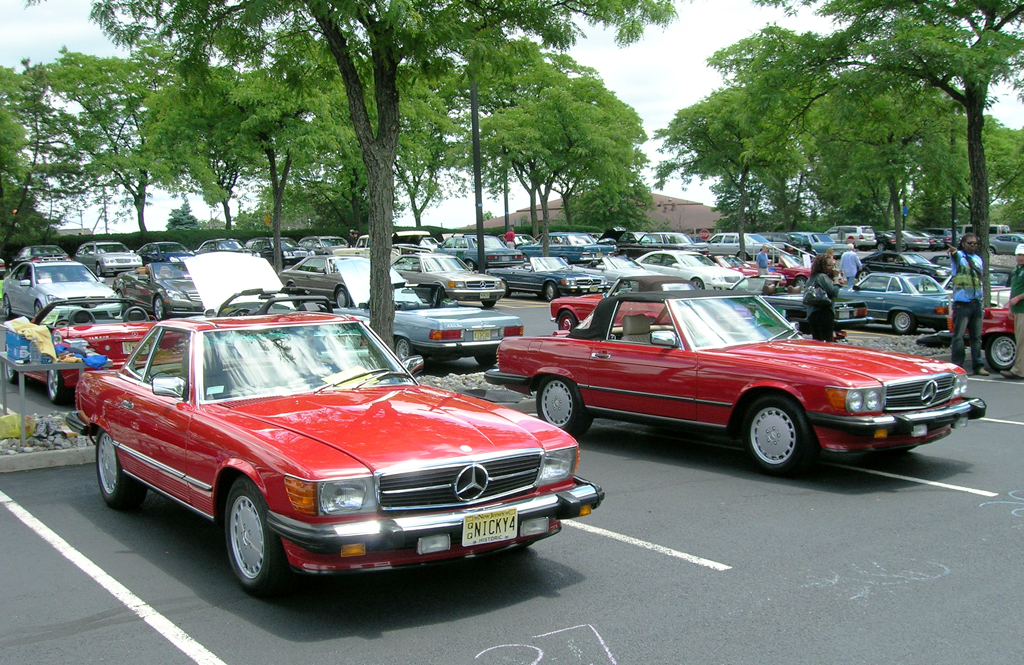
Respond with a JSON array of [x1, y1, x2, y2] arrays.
[[567, 290, 739, 340]]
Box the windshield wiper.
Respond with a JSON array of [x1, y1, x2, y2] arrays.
[[314, 368, 411, 393], [350, 370, 413, 390], [769, 329, 796, 342]]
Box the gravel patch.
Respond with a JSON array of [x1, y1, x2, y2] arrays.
[[0, 414, 91, 456]]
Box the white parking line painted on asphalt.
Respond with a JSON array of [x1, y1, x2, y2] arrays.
[[564, 520, 732, 571], [0, 489, 227, 665], [825, 464, 999, 497], [980, 417, 1024, 426]]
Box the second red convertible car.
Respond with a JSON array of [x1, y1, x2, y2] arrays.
[[488, 292, 986, 476], [67, 312, 603, 596], [550, 274, 694, 330]]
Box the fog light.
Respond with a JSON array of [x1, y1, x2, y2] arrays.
[[874, 429, 888, 439], [579, 505, 592, 517], [954, 416, 968, 429], [341, 543, 366, 557], [416, 534, 450, 555], [519, 517, 550, 538]]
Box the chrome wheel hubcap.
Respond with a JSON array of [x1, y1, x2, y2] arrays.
[[541, 381, 573, 427], [230, 496, 265, 579], [98, 434, 118, 495], [750, 408, 796, 464]]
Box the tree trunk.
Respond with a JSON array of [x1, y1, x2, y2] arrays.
[[540, 184, 552, 257], [133, 187, 148, 238], [221, 200, 232, 230], [266, 147, 292, 272], [315, 14, 398, 344], [529, 188, 539, 237], [963, 82, 991, 303], [736, 166, 748, 260]]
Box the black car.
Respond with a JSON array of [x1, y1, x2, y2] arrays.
[[600, 230, 709, 258], [195, 238, 249, 254], [244, 237, 311, 267], [860, 251, 952, 279], [136, 241, 195, 264], [111, 262, 203, 319]]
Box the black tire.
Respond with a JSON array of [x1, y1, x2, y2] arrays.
[[541, 282, 559, 302], [224, 477, 291, 597], [334, 286, 350, 308], [504, 283, 513, 298], [394, 337, 413, 360], [153, 296, 167, 320], [33, 300, 44, 315], [890, 310, 918, 335], [464, 259, 477, 271], [877, 241, 886, 250], [46, 370, 73, 405], [1, 295, 11, 319], [96, 430, 148, 510], [985, 333, 1016, 372], [691, 277, 705, 289], [742, 394, 819, 476], [481, 300, 497, 309], [793, 275, 808, 287], [474, 351, 498, 367], [536, 376, 592, 436], [556, 310, 578, 331]]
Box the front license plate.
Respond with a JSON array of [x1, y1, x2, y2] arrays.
[[122, 341, 138, 354], [912, 424, 928, 437], [463, 508, 518, 546], [473, 330, 491, 341]]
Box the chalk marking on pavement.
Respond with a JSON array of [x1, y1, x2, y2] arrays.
[[980, 417, 1024, 426], [824, 464, 998, 497], [0, 489, 226, 665], [563, 520, 731, 571]]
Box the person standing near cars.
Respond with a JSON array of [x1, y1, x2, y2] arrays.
[[1001, 244, 1024, 380], [756, 245, 771, 275], [806, 252, 840, 342], [840, 242, 861, 284], [948, 232, 989, 375], [347, 229, 359, 247], [504, 228, 516, 249]]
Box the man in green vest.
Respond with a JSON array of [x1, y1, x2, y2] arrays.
[[1000, 244, 1024, 380]]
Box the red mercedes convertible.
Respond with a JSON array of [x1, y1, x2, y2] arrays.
[[67, 312, 602, 596], [488, 291, 986, 476]]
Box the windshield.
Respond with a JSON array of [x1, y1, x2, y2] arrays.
[[319, 237, 346, 246], [605, 256, 641, 270], [150, 263, 190, 280], [906, 275, 944, 294], [39, 301, 132, 325], [394, 285, 435, 309], [217, 240, 244, 251], [97, 243, 130, 253], [481, 236, 506, 249], [903, 254, 932, 266], [678, 254, 714, 267], [30, 246, 66, 257], [36, 264, 98, 284], [532, 256, 571, 271], [422, 256, 467, 272], [157, 243, 189, 252], [200, 322, 408, 402], [811, 234, 833, 243], [279, 239, 298, 249], [777, 253, 802, 268], [670, 296, 795, 350], [662, 233, 694, 245]]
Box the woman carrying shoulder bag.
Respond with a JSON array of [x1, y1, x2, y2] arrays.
[[804, 251, 841, 342]]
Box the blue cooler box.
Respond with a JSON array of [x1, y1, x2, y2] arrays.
[[5, 330, 52, 364]]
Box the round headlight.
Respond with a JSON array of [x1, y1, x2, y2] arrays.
[[864, 388, 883, 411], [846, 390, 864, 413]]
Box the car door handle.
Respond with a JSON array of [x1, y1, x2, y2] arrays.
[[591, 352, 611, 359], [121, 400, 133, 410]]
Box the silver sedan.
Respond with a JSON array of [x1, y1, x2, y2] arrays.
[[391, 253, 506, 308]]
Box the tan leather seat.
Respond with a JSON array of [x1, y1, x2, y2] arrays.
[[621, 314, 651, 343]]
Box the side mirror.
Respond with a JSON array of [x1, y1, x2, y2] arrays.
[[152, 376, 186, 399], [650, 330, 678, 348], [403, 355, 425, 376]]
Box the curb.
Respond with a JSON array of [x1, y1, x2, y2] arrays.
[[0, 446, 95, 473]]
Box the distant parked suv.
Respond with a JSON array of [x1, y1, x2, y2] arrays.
[[825, 225, 876, 249]]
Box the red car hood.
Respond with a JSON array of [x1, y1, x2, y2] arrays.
[[714, 340, 959, 384], [212, 385, 556, 471]]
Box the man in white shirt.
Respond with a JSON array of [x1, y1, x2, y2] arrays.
[[839, 243, 861, 285]]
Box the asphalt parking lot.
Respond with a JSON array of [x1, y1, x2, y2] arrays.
[[1, 370, 1022, 664]]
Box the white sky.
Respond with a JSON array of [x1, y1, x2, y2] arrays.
[[3, 0, 1023, 232]]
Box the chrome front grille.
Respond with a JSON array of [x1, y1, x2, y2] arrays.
[[378, 452, 542, 510], [884, 373, 956, 411], [465, 280, 499, 289]]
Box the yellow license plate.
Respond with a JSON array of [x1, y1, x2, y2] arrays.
[[463, 508, 517, 546], [473, 330, 491, 341], [122, 341, 138, 354]]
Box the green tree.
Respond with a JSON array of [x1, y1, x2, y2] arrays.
[[47, 47, 172, 237], [760, 0, 1024, 259], [166, 200, 201, 230], [92, 0, 675, 342]]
